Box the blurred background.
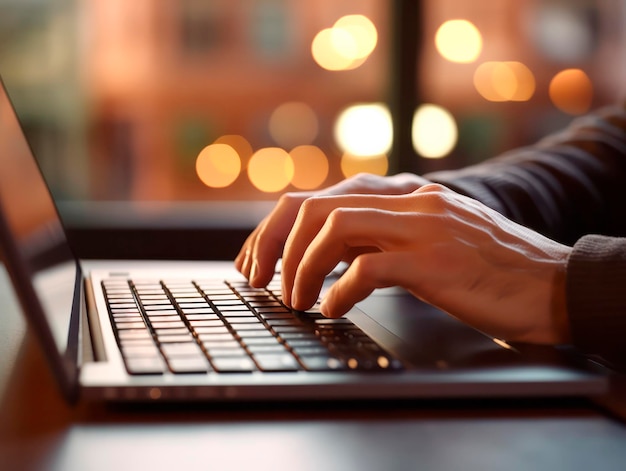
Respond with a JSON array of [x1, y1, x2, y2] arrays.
[[0, 0, 625, 258]]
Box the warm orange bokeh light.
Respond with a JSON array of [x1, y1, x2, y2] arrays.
[[340, 153, 388, 178], [196, 143, 242, 188], [247, 147, 295, 193], [549, 69, 593, 115], [474, 61, 535, 102], [289, 145, 329, 190], [214, 135, 253, 166]]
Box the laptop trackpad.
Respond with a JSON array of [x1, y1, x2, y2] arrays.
[[355, 288, 524, 369]]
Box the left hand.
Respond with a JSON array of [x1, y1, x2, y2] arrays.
[[282, 184, 572, 345]]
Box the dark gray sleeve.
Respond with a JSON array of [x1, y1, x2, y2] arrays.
[[425, 105, 626, 245], [567, 235, 626, 369]]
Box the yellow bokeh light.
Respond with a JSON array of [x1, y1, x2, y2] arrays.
[[214, 135, 253, 165], [412, 104, 457, 159], [334, 15, 378, 60], [196, 143, 242, 188], [269, 102, 319, 149], [334, 103, 393, 157], [474, 62, 536, 102], [435, 19, 483, 63], [289, 145, 329, 190], [312, 28, 356, 71], [340, 153, 388, 178], [311, 15, 377, 71], [247, 147, 294, 193], [549, 68, 593, 115]]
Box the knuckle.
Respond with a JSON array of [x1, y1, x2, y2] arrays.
[[413, 184, 450, 213], [325, 207, 350, 232], [278, 191, 304, 208], [351, 254, 376, 279]]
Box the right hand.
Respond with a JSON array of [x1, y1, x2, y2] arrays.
[[234, 172, 431, 287]]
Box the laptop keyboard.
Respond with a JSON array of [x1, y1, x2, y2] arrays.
[[101, 277, 403, 375]]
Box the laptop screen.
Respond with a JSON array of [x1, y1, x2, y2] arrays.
[[0, 78, 81, 397]]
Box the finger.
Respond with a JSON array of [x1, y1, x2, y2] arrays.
[[244, 193, 311, 287], [320, 251, 420, 318], [290, 208, 421, 310], [281, 194, 409, 306], [235, 226, 259, 276]]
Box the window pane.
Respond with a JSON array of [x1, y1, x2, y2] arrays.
[[0, 0, 390, 202]]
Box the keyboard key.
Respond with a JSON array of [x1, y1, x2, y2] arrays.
[[235, 330, 274, 339], [211, 357, 256, 373], [247, 344, 288, 354], [150, 321, 187, 329], [181, 307, 215, 314], [161, 342, 204, 357], [290, 346, 329, 357], [298, 355, 345, 371], [117, 330, 152, 341], [158, 334, 195, 343], [116, 321, 147, 330], [121, 345, 161, 357], [231, 322, 265, 330], [207, 347, 248, 357], [125, 357, 166, 375], [240, 337, 282, 347], [189, 319, 225, 328], [197, 332, 235, 342], [167, 356, 209, 374], [253, 354, 300, 372], [202, 340, 241, 350], [154, 328, 192, 336], [185, 314, 220, 321]]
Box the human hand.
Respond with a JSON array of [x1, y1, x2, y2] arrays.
[[235, 172, 431, 288], [281, 184, 572, 345]]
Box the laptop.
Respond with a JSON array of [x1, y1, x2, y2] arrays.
[[0, 77, 607, 403]]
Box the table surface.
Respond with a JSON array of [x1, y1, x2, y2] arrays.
[[2, 263, 626, 471]]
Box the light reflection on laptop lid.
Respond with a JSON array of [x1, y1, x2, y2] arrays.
[[0, 77, 82, 401]]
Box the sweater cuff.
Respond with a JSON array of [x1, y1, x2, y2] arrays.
[[566, 234, 626, 367]]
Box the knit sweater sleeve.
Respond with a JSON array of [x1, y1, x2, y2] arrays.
[[424, 105, 626, 368], [566, 235, 626, 369]]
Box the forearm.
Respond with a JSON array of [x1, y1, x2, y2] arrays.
[[425, 105, 626, 244]]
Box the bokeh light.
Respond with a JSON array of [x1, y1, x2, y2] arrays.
[[340, 153, 388, 178], [214, 134, 253, 166], [334, 103, 393, 157], [412, 104, 457, 159], [196, 143, 242, 188], [435, 19, 483, 63], [549, 68, 593, 115], [311, 14, 378, 71], [312, 28, 358, 71], [334, 15, 378, 60], [269, 102, 319, 149], [474, 61, 536, 102], [289, 145, 329, 190], [247, 147, 294, 193]]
